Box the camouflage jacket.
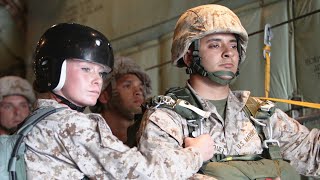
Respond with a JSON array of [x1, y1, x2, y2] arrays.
[[24, 99, 203, 180], [138, 83, 319, 177]]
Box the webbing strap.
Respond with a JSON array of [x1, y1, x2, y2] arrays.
[[263, 23, 272, 98], [263, 45, 271, 98], [256, 97, 320, 109], [211, 153, 263, 162], [244, 97, 262, 117], [9, 107, 67, 180], [260, 24, 320, 110], [165, 87, 285, 163]]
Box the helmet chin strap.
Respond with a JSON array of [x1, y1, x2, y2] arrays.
[[186, 40, 239, 85], [52, 92, 86, 112]]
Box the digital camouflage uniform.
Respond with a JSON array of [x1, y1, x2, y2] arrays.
[[138, 83, 320, 178], [24, 99, 205, 180]]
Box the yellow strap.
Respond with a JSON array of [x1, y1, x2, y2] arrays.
[[263, 45, 271, 98], [261, 44, 320, 110], [256, 97, 320, 109]]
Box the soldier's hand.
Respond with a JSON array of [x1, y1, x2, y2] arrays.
[[184, 134, 214, 162]]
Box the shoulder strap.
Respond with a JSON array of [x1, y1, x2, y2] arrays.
[[165, 87, 202, 108], [243, 97, 282, 160], [243, 97, 262, 118], [9, 106, 67, 180], [244, 97, 276, 119], [243, 97, 266, 142], [164, 87, 207, 120], [164, 87, 211, 137]]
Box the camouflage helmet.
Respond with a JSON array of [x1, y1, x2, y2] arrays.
[[105, 56, 152, 96], [0, 76, 36, 104], [172, 4, 248, 67]]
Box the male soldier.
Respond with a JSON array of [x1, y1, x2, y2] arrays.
[[90, 56, 151, 147], [24, 23, 214, 179], [0, 76, 35, 135], [138, 4, 320, 179]]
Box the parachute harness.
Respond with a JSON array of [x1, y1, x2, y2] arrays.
[[148, 95, 211, 137]]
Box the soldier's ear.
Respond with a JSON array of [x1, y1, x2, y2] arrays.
[[183, 49, 193, 67]]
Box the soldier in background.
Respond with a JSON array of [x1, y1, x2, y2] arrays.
[[138, 4, 319, 179], [90, 56, 151, 147], [0, 76, 35, 135]]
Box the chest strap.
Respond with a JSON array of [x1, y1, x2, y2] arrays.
[[211, 154, 263, 162]]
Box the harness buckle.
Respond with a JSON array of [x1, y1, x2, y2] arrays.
[[263, 139, 280, 148], [151, 95, 176, 108], [260, 101, 274, 112], [263, 120, 280, 148]]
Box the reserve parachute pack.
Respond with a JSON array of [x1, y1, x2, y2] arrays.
[[0, 106, 66, 180], [147, 87, 300, 180]]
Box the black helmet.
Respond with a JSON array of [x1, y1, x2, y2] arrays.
[[33, 23, 114, 92]]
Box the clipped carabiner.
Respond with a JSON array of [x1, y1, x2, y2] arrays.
[[264, 24, 273, 46], [263, 24, 273, 59]]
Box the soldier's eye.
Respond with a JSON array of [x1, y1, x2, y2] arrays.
[[81, 67, 91, 72], [100, 72, 109, 79]]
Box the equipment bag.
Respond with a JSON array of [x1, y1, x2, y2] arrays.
[[201, 159, 300, 180], [0, 106, 66, 180]]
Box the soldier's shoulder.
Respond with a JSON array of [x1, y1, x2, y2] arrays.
[[149, 107, 185, 124], [146, 108, 185, 137]]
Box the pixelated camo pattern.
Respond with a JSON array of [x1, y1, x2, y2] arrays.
[[24, 99, 204, 179], [139, 83, 320, 177]]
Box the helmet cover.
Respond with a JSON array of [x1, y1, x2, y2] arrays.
[[0, 76, 36, 104], [171, 4, 248, 67]]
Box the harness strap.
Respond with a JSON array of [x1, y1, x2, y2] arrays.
[[243, 97, 262, 118], [211, 153, 263, 162], [163, 87, 283, 162], [9, 107, 67, 180], [263, 23, 273, 98], [257, 97, 320, 109]]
